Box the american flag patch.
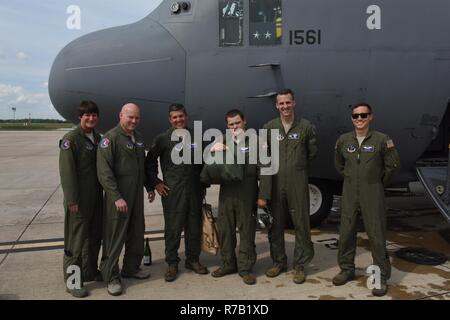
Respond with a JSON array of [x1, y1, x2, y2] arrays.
[[386, 139, 394, 148]]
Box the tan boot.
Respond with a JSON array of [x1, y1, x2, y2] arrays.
[[293, 267, 306, 284], [265, 264, 287, 278]]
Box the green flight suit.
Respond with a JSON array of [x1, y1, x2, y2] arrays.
[[217, 134, 258, 275], [259, 117, 318, 269], [145, 128, 203, 266], [59, 125, 103, 282], [335, 130, 401, 279], [97, 125, 147, 282]]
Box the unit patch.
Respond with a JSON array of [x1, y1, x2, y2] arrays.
[[100, 138, 110, 149], [288, 133, 300, 140], [60, 139, 71, 150], [276, 134, 285, 141], [347, 145, 357, 153], [136, 142, 145, 148], [85, 142, 94, 151]]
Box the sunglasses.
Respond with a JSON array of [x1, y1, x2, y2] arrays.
[[352, 113, 371, 119]]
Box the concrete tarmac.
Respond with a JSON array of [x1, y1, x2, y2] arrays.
[[0, 130, 449, 300]]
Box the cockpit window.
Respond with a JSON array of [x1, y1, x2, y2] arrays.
[[219, 0, 244, 47], [249, 0, 282, 46]]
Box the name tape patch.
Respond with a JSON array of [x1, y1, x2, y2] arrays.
[[361, 145, 375, 152]]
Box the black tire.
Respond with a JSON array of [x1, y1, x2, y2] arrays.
[[285, 179, 334, 228]]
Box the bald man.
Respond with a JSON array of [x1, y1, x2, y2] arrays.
[[97, 103, 155, 296]]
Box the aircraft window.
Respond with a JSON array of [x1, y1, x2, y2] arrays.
[[250, 0, 282, 46], [219, 0, 244, 47]]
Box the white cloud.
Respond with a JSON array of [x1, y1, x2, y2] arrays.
[[0, 84, 23, 98], [0, 83, 60, 119], [16, 51, 29, 60], [0, 83, 47, 105]]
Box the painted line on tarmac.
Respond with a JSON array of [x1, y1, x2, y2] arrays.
[[0, 230, 165, 255], [0, 229, 165, 247], [0, 185, 60, 266]]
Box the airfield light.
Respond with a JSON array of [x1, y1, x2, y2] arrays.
[[11, 107, 16, 121]]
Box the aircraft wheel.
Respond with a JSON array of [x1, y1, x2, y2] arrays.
[[285, 179, 333, 228]]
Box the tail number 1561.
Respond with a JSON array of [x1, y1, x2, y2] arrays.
[[289, 30, 322, 46]]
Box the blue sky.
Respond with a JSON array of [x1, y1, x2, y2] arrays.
[[0, 0, 163, 119]]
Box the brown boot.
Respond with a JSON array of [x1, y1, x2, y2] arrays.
[[185, 261, 209, 274], [211, 267, 237, 278], [332, 270, 355, 286], [164, 265, 178, 282], [241, 273, 257, 285], [372, 278, 388, 297]]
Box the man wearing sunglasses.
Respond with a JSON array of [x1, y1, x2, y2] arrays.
[[333, 103, 401, 296]]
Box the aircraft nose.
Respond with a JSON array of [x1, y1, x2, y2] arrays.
[[48, 18, 186, 123]]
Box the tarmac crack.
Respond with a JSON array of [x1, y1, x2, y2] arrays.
[[0, 184, 61, 267]]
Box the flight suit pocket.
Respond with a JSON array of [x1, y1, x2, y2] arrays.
[[294, 137, 307, 170], [116, 145, 138, 176], [343, 166, 353, 178], [363, 150, 382, 184], [78, 148, 96, 175], [366, 168, 382, 184]]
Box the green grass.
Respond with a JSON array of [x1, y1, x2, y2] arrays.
[[0, 122, 74, 130]]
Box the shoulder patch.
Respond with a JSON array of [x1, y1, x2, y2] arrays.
[[386, 139, 395, 149], [60, 139, 71, 150], [100, 138, 111, 149]]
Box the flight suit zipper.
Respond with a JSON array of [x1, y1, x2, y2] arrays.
[[283, 128, 289, 192], [356, 135, 369, 200]]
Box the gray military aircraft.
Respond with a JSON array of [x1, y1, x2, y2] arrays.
[[48, 0, 450, 226]]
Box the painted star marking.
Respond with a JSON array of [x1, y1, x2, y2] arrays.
[[253, 31, 260, 39], [265, 31, 272, 39]]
